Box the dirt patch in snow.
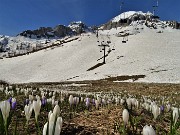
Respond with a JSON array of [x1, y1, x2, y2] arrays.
[[101, 75, 146, 82]]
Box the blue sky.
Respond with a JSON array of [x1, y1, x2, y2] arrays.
[[0, 0, 180, 36]]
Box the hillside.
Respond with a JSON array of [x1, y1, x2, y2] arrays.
[[0, 11, 180, 84]]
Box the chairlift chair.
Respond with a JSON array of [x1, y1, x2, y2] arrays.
[[112, 44, 115, 50], [122, 36, 126, 43], [122, 40, 126, 43]]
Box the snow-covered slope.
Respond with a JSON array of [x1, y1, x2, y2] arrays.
[[0, 11, 180, 84], [0, 26, 180, 84]]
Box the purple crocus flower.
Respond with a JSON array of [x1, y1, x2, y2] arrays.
[[8, 97, 12, 104], [42, 98, 47, 106], [85, 98, 90, 108], [160, 105, 164, 112], [92, 99, 95, 106], [73, 97, 77, 105], [25, 99, 29, 105], [12, 101, 17, 110]]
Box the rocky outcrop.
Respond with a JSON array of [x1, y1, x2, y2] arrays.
[[68, 21, 92, 34], [102, 11, 154, 30], [167, 21, 180, 29], [0, 36, 9, 52], [18, 25, 72, 39], [18, 22, 92, 39], [53, 25, 73, 37]]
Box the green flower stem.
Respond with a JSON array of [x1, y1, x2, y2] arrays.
[[5, 121, 8, 135], [13, 116, 18, 135], [35, 117, 41, 135], [26, 121, 30, 135]]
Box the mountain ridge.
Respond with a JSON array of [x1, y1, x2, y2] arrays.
[[18, 21, 92, 39]]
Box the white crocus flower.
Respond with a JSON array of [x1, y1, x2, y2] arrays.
[[54, 117, 63, 135], [95, 100, 99, 109], [49, 92, 52, 97], [12, 98, 16, 102], [49, 113, 56, 135], [43, 122, 48, 135], [24, 104, 33, 123], [69, 95, 74, 106], [29, 95, 34, 101], [173, 108, 179, 125], [122, 109, 129, 125], [143, 125, 156, 135], [166, 104, 171, 112], [53, 105, 60, 117], [48, 110, 52, 120], [36, 95, 40, 100], [0, 100, 10, 122], [33, 99, 41, 121], [120, 99, 125, 105], [52, 98, 55, 107], [131, 98, 137, 107], [152, 104, 159, 119], [135, 100, 139, 109]]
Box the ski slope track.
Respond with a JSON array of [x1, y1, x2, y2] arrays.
[[0, 16, 180, 84]]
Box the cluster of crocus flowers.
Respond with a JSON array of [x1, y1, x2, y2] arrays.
[[0, 84, 179, 135], [43, 105, 63, 135], [24, 103, 33, 123]]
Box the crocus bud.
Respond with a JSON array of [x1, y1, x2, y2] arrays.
[[80, 97, 84, 102], [120, 99, 125, 105], [131, 98, 137, 107], [92, 99, 95, 105], [115, 97, 120, 105], [85, 98, 90, 108], [55, 101, 59, 106], [152, 104, 159, 119], [143, 125, 156, 135], [0, 100, 10, 122], [126, 98, 132, 109], [74, 97, 79, 105], [48, 110, 52, 120], [173, 108, 179, 125], [53, 105, 60, 117], [33, 99, 41, 121], [160, 105, 164, 113], [69, 95, 74, 106], [54, 117, 63, 135], [43, 122, 48, 135], [102, 98, 107, 106], [42, 98, 47, 106], [122, 109, 129, 125], [24, 104, 33, 122], [29, 95, 34, 101], [166, 104, 171, 112], [11, 98, 17, 110], [135, 100, 139, 109], [25, 99, 29, 105], [49, 113, 56, 135], [95, 100, 99, 109], [49, 92, 52, 97]]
